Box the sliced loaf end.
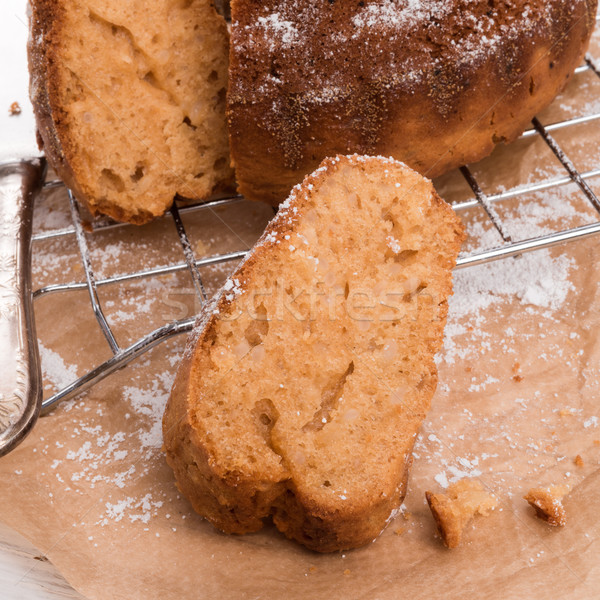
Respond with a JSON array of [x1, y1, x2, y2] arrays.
[[163, 154, 465, 551], [29, 0, 233, 224]]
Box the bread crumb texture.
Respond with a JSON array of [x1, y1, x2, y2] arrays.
[[29, 0, 233, 224], [524, 485, 569, 527], [163, 154, 465, 552], [426, 479, 498, 549]]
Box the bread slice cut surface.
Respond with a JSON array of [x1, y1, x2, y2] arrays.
[[29, 0, 233, 224], [163, 154, 465, 551]]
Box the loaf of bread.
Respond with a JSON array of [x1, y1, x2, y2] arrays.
[[29, 0, 233, 224], [228, 0, 597, 205], [163, 155, 465, 551]]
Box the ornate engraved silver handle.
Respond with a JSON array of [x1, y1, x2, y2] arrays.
[[0, 159, 45, 456]]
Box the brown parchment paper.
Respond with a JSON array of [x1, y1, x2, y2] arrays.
[[4, 28, 600, 600]]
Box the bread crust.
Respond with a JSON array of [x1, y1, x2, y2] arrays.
[[29, 0, 82, 209], [163, 155, 465, 551], [228, 0, 598, 205]]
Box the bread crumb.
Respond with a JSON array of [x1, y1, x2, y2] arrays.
[[594, 440, 600, 446], [8, 101, 21, 116], [343, 569, 351, 576], [559, 409, 573, 417], [394, 526, 405, 536], [574, 455, 584, 468], [425, 480, 498, 548], [524, 485, 569, 527], [309, 566, 317, 573], [512, 375, 523, 382], [195, 239, 210, 255]]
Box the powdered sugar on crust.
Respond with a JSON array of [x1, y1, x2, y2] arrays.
[[230, 0, 571, 104], [351, 0, 447, 31], [255, 13, 299, 48]]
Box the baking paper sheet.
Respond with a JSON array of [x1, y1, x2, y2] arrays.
[[2, 24, 600, 600]]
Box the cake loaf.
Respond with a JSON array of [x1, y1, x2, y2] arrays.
[[163, 155, 465, 552], [29, 0, 233, 224], [228, 0, 597, 205]]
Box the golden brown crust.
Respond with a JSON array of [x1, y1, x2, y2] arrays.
[[29, 0, 77, 195], [163, 155, 465, 552], [228, 0, 598, 205]]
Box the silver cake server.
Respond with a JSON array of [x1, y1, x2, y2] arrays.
[[0, 0, 46, 456]]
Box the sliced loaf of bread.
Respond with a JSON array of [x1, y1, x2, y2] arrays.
[[163, 155, 465, 551], [29, 0, 233, 224]]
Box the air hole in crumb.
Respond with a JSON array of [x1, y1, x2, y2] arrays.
[[251, 398, 279, 453], [344, 282, 350, 299], [130, 164, 145, 183], [213, 156, 228, 171], [183, 116, 197, 130], [143, 71, 161, 90], [100, 168, 125, 193], [382, 206, 406, 237], [394, 249, 418, 263], [244, 303, 269, 347], [403, 283, 427, 303], [208, 70, 219, 82], [303, 362, 355, 432], [323, 480, 331, 487], [194, 172, 205, 179]]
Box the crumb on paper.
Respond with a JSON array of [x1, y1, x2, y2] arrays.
[[425, 480, 498, 549], [524, 485, 569, 527], [575, 455, 584, 468], [195, 239, 209, 255], [9, 101, 21, 116]]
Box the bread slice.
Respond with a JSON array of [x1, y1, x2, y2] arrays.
[[29, 0, 233, 224], [163, 155, 465, 551]]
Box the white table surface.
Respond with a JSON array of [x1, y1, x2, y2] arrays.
[[0, 522, 83, 599]]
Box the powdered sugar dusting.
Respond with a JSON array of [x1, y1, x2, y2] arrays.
[[232, 0, 562, 105], [351, 0, 446, 31], [255, 13, 298, 48], [39, 341, 79, 389]]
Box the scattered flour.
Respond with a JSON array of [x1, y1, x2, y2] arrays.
[[39, 341, 79, 389], [122, 369, 176, 454]]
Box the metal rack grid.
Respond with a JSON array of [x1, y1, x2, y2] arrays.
[[34, 54, 600, 413]]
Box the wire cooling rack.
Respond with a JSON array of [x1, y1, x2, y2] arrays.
[[34, 55, 600, 413]]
